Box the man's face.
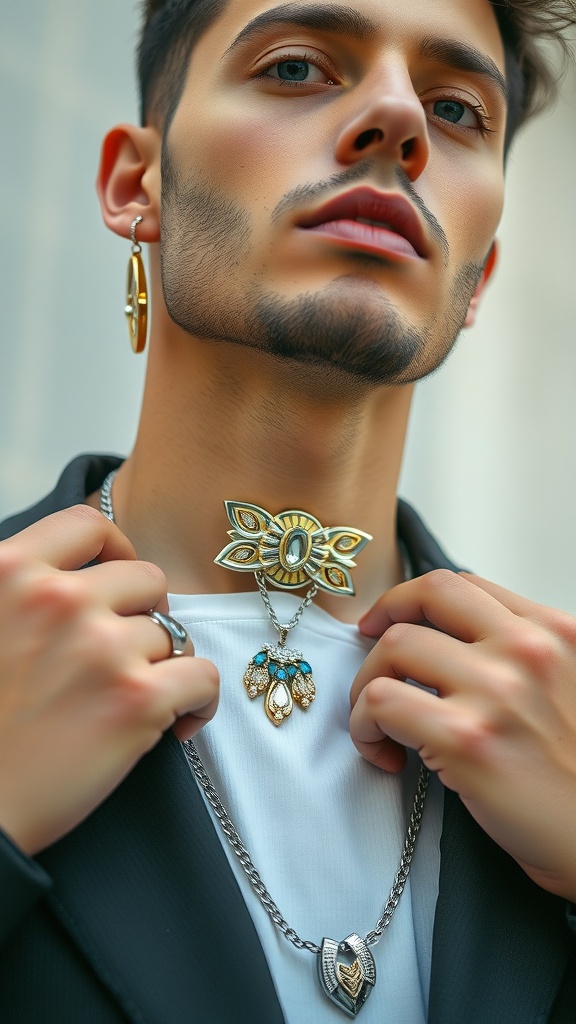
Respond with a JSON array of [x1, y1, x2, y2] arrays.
[[160, 0, 507, 390]]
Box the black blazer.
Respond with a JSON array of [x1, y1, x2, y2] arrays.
[[0, 455, 574, 1024]]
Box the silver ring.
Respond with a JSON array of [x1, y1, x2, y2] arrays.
[[148, 611, 189, 657]]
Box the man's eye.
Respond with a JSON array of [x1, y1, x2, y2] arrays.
[[265, 59, 329, 84], [432, 99, 479, 128]]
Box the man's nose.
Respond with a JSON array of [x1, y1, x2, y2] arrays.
[[334, 68, 431, 181]]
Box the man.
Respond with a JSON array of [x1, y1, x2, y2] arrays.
[[1, 0, 575, 1020]]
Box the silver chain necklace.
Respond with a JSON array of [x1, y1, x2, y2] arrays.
[[183, 739, 429, 1018], [255, 569, 318, 641], [99, 470, 430, 1018], [100, 470, 116, 521]]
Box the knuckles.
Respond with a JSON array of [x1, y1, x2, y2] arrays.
[[19, 572, 92, 621], [0, 544, 28, 585], [137, 560, 168, 590], [419, 567, 461, 595], [440, 714, 494, 761], [194, 657, 220, 693], [72, 614, 129, 667], [64, 503, 105, 527], [362, 676, 392, 711], [104, 667, 159, 723], [502, 625, 564, 678], [380, 621, 416, 649], [483, 663, 530, 707], [542, 608, 576, 651]]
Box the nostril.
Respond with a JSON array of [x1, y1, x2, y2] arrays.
[[401, 138, 416, 160], [354, 128, 384, 151]]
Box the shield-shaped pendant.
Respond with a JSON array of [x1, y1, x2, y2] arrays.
[[318, 933, 376, 1017]]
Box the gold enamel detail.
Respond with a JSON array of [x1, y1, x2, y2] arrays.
[[215, 501, 372, 595], [336, 959, 363, 1000]]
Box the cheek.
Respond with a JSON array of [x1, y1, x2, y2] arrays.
[[431, 151, 504, 262], [173, 94, 311, 205]]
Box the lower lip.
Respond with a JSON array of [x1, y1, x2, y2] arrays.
[[303, 219, 420, 260]]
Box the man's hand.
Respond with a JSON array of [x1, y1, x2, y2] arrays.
[[0, 505, 219, 857], [350, 569, 576, 900]]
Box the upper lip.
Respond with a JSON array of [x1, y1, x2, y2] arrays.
[[298, 186, 430, 259]]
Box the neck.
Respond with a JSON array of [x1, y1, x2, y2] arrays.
[[100, 307, 414, 623]]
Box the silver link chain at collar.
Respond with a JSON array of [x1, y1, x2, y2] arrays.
[[100, 469, 116, 521], [183, 739, 429, 956]]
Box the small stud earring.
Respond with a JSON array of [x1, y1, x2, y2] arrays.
[[125, 216, 148, 354]]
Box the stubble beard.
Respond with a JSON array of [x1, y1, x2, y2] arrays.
[[160, 153, 484, 393]]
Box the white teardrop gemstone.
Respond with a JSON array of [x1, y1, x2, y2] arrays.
[[265, 681, 293, 725]]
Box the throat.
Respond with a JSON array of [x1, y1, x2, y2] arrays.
[[99, 350, 412, 615]]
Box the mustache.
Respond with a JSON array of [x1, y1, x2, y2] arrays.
[[271, 161, 449, 265]]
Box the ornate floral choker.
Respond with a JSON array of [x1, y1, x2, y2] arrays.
[[214, 501, 372, 726]]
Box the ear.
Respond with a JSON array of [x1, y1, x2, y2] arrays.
[[463, 241, 498, 328], [96, 124, 162, 243]]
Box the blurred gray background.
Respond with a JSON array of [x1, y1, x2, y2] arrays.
[[1, 2, 575, 611]]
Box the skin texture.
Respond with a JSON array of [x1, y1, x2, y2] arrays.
[[351, 570, 576, 898], [1, 0, 576, 904], [158, 0, 504, 390], [0, 507, 218, 855]]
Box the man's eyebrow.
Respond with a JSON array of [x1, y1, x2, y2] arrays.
[[224, 3, 378, 56], [419, 37, 508, 106]]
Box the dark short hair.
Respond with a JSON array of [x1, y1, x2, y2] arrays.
[[138, 0, 576, 151], [138, 0, 230, 131]]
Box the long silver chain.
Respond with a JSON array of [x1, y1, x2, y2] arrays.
[[255, 569, 318, 644], [183, 739, 429, 956], [100, 467, 430, 960]]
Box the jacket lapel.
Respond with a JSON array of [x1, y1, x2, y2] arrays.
[[428, 791, 571, 1024], [38, 732, 285, 1024], [0, 453, 123, 538]]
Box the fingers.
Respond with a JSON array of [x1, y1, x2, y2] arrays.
[[0, 505, 220, 856], [3, 505, 178, 636], [143, 656, 220, 737], [458, 572, 537, 614], [350, 569, 576, 899], [458, 572, 568, 630], [121, 614, 196, 663], [359, 568, 516, 642], [5, 505, 136, 570], [349, 676, 456, 772], [79, 559, 169, 615], [350, 622, 480, 706]]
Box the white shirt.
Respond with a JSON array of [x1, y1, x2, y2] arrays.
[[169, 590, 443, 1024]]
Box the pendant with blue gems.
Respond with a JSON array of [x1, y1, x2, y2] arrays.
[[243, 643, 315, 726]]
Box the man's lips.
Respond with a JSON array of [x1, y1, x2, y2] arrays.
[[298, 187, 430, 260]]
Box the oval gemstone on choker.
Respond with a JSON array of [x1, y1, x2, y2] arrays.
[[280, 527, 311, 570]]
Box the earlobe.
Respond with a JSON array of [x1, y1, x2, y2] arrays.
[[96, 124, 162, 243], [463, 241, 498, 328]]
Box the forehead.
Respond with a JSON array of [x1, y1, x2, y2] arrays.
[[198, 0, 505, 71]]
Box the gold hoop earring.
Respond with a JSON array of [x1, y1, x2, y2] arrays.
[[125, 216, 148, 354]]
